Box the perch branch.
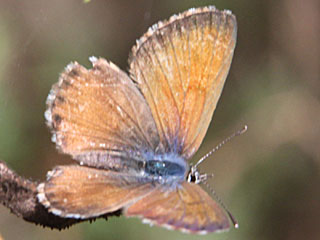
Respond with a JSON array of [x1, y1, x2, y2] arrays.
[[0, 160, 120, 229]]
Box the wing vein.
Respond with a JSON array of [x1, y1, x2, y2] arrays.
[[183, 14, 224, 153], [150, 37, 180, 135], [133, 51, 169, 149], [107, 89, 153, 148]]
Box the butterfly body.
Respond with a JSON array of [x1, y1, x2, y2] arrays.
[[143, 151, 188, 181], [37, 6, 237, 234]]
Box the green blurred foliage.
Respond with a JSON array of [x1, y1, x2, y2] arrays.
[[0, 0, 319, 239]]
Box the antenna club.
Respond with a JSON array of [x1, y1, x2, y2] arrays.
[[227, 210, 238, 229], [240, 125, 248, 134]]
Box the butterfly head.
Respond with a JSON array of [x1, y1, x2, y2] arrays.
[[186, 164, 213, 184]]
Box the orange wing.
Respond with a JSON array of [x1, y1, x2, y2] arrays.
[[125, 181, 230, 234], [45, 58, 160, 170], [129, 6, 237, 158], [37, 165, 155, 218]]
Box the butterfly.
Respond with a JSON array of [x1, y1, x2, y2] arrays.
[[37, 6, 238, 234]]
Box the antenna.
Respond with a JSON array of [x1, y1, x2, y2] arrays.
[[192, 125, 247, 172], [203, 181, 239, 228]]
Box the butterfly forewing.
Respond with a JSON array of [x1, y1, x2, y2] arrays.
[[46, 58, 160, 170], [129, 7, 236, 158]]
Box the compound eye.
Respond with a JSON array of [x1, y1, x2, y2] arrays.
[[187, 171, 196, 183]]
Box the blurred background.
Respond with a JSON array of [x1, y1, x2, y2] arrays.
[[0, 0, 319, 239]]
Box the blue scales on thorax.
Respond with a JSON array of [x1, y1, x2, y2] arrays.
[[142, 152, 188, 183]]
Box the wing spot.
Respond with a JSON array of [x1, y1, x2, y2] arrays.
[[61, 79, 71, 88], [92, 65, 103, 71], [69, 69, 79, 77], [53, 114, 62, 126], [56, 95, 65, 103]]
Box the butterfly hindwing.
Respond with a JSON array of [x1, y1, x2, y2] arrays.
[[125, 182, 230, 234], [37, 165, 155, 218]]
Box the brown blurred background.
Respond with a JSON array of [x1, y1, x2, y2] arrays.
[[0, 0, 319, 239]]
